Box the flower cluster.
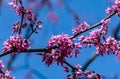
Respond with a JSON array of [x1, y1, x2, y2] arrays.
[[63, 64, 103, 79], [79, 26, 107, 47], [72, 22, 89, 34], [100, 19, 111, 27], [3, 35, 30, 54], [78, 23, 120, 55], [2, 0, 119, 79], [96, 36, 120, 55], [106, 0, 120, 16], [9, 0, 43, 34], [9, 0, 24, 16], [41, 34, 81, 66], [0, 60, 15, 79]]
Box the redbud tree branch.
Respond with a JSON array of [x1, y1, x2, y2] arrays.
[[81, 53, 99, 71], [0, 11, 117, 58], [0, 0, 118, 78], [18, 12, 24, 34], [0, 11, 117, 75], [70, 11, 116, 39], [18, 0, 24, 34], [6, 0, 50, 70]]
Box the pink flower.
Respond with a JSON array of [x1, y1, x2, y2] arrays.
[[100, 26, 108, 35], [96, 36, 120, 55], [3, 35, 30, 54], [78, 26, 120, 56], [36, 21, 43, 30], [63, 66, 69, 72], [0, 60, 4, 69], [72, 22, 89, 34], [103, 37, 120, 55], [41, 34, 81, 66], [78, 24, 109, 48], [21, 23, 27, 28], [106, 0, 120, 17], [65, 64, 103, 79], [115, 0, 120, 5], [106, 7, 112, 14], [42, 34, 74, 66], [9, 0, 24, 15], [12, 21, 19, 34], [0, 60, 15, 79], [8, 0, 17, 8], [100, 19, 111, 27]]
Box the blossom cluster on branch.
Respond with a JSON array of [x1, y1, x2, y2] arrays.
[[106, 0, 120, 16], [41, 34, 81, 66], [0, 0, 120, 79], [78, 19, 119, 55], [3, 35, 30, 54], [9, 0, 42, 34], [63, 64, 102, 79], [0, 60, 14, 79]]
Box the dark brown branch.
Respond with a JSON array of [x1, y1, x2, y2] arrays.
[[0, 48, 47, 57], [70, 11, 116, 39], [64, 61, 77, 71], [18, 12, 24, 34]]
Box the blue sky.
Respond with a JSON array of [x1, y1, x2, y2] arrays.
[[0, 0, 120, 79]]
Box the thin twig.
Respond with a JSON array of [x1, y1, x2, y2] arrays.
[[18, 12, 24, 34], [82, 53, 99, 71], [64, 61, 77, 71]]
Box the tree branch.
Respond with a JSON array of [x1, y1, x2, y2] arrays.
[[70, 11, 116, 39], [82, 53, 99, 71]]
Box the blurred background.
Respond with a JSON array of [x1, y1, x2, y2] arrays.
[[0, 0, 120, 79]]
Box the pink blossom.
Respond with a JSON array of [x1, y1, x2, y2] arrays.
[[106, 0, 120, 17], [96, 36, 120, 55], [63, 66, 69, 72], [0, 60, 4, 69], [12, 21, 19, 34], [65, 64, 103, 79], [3, 35, 30, 54], [78, 28, 101, 47], [21, 23, 27, 28], [42, 34, 74, 66], [78, 24, 109, 48], [36, 21, 43, 30], [78, 25, 120, 56], [72, 22, 89, 34], [100, 26, 108, 35], [9, 0, 24, 15], [103, 37, 120, 55], [8, 0, 17, 8], [106, 7, 112, 14], [27, 11, 37, 22], [41, 34, 81, 66], [100, 19, 111, 27], [0, 60, 15, 79]]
